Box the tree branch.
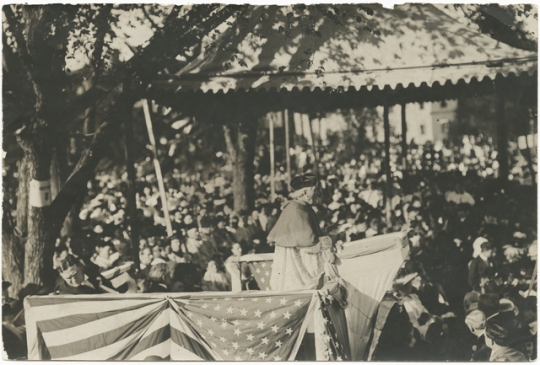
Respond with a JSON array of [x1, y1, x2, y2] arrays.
[[3, 5, 30, 68], [142, 4, 160, 30]]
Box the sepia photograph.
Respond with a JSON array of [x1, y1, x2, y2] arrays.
[[1, 2, 538, 361]]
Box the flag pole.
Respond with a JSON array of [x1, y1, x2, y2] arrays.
[[269, 113, 276, 202], [142, 99, 173, 237], [283, 109, 292, 187]]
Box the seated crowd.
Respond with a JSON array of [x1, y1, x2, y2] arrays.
[[2, 134, 536, 360]]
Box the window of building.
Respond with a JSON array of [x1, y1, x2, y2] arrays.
[[420, 125, 425, 135]]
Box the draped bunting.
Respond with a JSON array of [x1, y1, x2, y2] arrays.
[[25, 232, 408, 361], [25, 291, 321, 361]]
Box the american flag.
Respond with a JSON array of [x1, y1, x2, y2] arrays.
[[318, 295, 350, 361], [25, 291, 315, 361], [180, 292, 313, 360], [247, 260, 273, 291]]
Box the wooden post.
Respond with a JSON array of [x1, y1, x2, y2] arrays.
[[383, 105, 392, 226], [299, 112, 305, 142], [527, 260, 537, 297], [142, 99, 173, 237], [269, 113, 276, 202], [521, 108, 536, 187], [495, 82, 509, 182], [123, 109, 140, 266], [307, 114, 319, 174], [288, 109, 297, 148], [401, 103, 408, 170], [283, 109, 292, 187], [318, 117, 323, 147]]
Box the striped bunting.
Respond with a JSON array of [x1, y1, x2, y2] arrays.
[[25, 292, 317, 361]]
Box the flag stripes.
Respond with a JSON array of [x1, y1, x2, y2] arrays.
[[25, 292, 318, 361], [37, 302, 154, 333]]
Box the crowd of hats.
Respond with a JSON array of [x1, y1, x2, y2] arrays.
[[1, 131, 537, 360]]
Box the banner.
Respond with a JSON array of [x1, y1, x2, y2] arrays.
[[29, 179, 51, 207], [25, 291, 330, 361]]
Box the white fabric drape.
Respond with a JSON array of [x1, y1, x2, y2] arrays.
[[270, 246, 325, 292]]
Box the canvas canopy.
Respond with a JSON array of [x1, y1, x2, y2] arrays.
[[153, 4, 537, 96]]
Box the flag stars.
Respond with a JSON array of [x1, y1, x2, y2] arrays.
[[257, 321, 265, 329], [186, 312, 193, 318], [246, 348, 254, 355], [234, 328, 242, 336], [210, 317, 217, 322], [269, 311, 277, 319], [265, 297, 273, 304], [271, 325, 279, 333], [286, 328, 293, 335], [197, 319, 203, 327], [220, 322, 228, 329], [256, 268, 261, 273], [232, 320, 240, 326], [261, 337, 269, 344], [259, 352, 267, 359], [294, 300, 303, 307], [274, 356, 281, 361], [247, 334, 254, 341], [283, 311, 291, 319], [223, 349, 229, 356], [208, 329, 215, 336], [240, 308, 248, 316], [323, 334, 332, 342], [214, 304, 222, 311], [254, 309, 262, 318], [227, 306, 234, 313], [235, 356, 242, 361], [261, 278, 266, 283], [232, 342, 239, 349], [265, 271, 270, 276], [252, 298, 259, 302], [219, 336, 227, 343], [261, 262, 266, 268], [202, 303, 209, 309], [279, 298, 287, 305], [275, 340, 283, 348]]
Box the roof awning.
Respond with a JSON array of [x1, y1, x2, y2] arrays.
[[152, 4, 537, 94]]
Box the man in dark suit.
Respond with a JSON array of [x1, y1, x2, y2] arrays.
[[468, 241, 496, 292], [54, 255, 114, 295], [255, 204, 278, 235]]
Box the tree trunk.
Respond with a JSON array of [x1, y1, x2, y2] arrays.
[[223, 119, 257, 212], [15, 157, 30, 238], [3, 212, 25, 297], [19, 125, 55, 287]]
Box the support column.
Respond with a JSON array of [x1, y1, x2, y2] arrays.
[[143, 99, 173, 237], [307, 114, 319, 174], [383, 105, 392, 226], [401, 103, 408, 170], [123, 107, 139, 266], [521, 107, 536, 186], [496, 83, 509, 182], [269, 113, 276, 202], [283, 109, 292, 187]]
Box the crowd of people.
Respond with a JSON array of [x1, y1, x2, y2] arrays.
[[2, 133, 537, 360]]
